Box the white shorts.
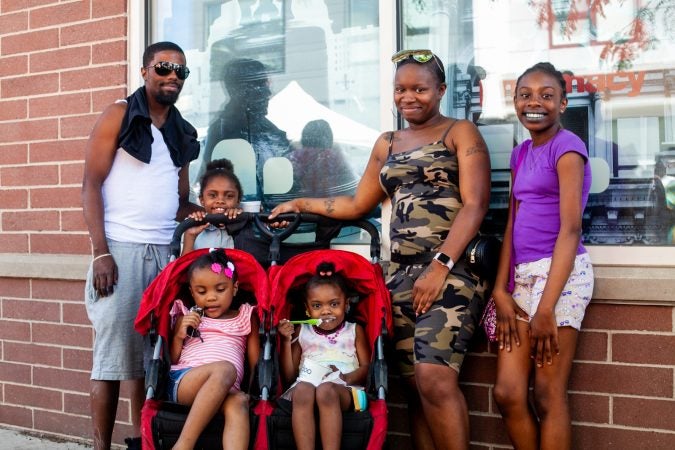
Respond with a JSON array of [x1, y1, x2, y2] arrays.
[[512, 253, 593, 330]]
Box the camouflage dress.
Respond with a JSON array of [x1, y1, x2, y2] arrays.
[[379, 121, 487, 376]]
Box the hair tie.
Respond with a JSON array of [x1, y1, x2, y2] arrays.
[[210, 261, 235, 279]]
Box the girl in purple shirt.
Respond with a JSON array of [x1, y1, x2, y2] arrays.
[[492, 62, 594, 450]]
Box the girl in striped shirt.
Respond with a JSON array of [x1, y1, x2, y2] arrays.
[[168, 249, 259, 450]]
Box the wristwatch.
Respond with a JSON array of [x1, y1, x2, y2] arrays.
[[433, 252, 454, 271]]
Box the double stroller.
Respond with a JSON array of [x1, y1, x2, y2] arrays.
[[134, 213, 393, 449]]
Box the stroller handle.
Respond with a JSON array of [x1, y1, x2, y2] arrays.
[[171, 212, 381, 261]]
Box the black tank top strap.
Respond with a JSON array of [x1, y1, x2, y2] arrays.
[[440, 119, 458, 144]]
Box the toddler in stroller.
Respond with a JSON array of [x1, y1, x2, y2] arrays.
[[256, 240, 392, 450], [135, 247, 269, 450], [277, 261, 371, 450]]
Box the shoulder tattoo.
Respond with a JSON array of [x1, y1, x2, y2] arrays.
[[465, 141, 488, 157]]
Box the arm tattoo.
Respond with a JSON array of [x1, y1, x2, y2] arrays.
[[301, 200, 314, 213], [324, 197, 336, 215], [465, 142, 488, 157]]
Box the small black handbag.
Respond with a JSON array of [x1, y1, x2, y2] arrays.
[[464, 235, 501, 281]]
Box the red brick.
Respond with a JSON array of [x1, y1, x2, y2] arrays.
[[60, 16, 127, 46], [30, 186, 81, 208], [57, 160, 83, 184], [573, 424, 675, 449], [33, 322, 92, 347], [29, 92, 90, 118], [0, 277, 29, 297], [468, 414, 511, 446], [0, 99, 27, 121], [4, 341, 62, 366], [0, 10, 27, 34], [92, 87, 127, 111], [0, 234, 29, 252], [29, 139, 86, 163], [30, 232, 91, 254], [92, 0, 126, 18], [0, 361, 31, 383], [34, 410, 91, 441], [0, 164, 58, 187], [60, 64, 126, 91], [64, 392, 89, 415], [570, 362, 673, 397], [61, 210, 86, 232], [5, 384, 63, 410], [461, 383, 491, 413], [459, 353, 497, 385], [3, 298, 61, 321], [574, 330, 608, 361], [33, 366, 90, 392], [0, 55, 28, 77], [614, 396, 675, 431], [0, 319, 30, 341], [29, 0, 90, 28], [0, 404, 33, 428], [0, 143, 28, 164], [583, 304, 672, 332], [92, 40, 126, 64], [2, 210, 60, 231], [0, 118, 58, 142], [62, 301, 90, 326], [32, 278, 84, 300], [63, 348, 92, 371], [29, 46, 91, 73], [1, 0, 57, 13], [1, 72, 59, 97], [1, 28, 59, 55], [612, 333, 675, 365], [568, 392, 609, 423], [0, 188, 28, 209], [60, 113, 99, 138]]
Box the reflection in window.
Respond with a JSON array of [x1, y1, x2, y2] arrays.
[[150, 0, 382, 243], [401, 0, 674, 245]]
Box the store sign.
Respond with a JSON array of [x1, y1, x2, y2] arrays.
[[503, 70, 647, 98]]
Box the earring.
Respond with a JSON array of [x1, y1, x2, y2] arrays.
[[305, 310, 311, 317]]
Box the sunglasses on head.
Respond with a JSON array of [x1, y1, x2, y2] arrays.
[[391, 49, 445, 76], [146, 61, 190, 80]]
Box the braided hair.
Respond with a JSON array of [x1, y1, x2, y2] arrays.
[[304, 261, 349, 298]]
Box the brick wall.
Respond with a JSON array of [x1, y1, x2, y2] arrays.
[[0, 0, 130, 445], [0, 0, 127, 255]]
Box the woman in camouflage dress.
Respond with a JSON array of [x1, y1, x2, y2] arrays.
[[270, 50, 491, 450]]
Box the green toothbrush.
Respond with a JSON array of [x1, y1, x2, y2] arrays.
[[289, 317, 335, 326]]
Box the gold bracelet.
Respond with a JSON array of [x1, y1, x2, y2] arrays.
[[92, 253, 112, 263]]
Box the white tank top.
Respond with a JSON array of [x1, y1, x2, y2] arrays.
[[103, 123, 180, 244]]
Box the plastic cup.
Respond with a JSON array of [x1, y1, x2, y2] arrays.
[[240, 201, 261, 213], [297, 358, 332, 386]]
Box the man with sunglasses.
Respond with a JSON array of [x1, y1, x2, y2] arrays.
[[82, 41, 200, 450]]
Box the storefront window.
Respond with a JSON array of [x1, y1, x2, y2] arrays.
[[401, 0, 675, 246], [149, 0, 382, 242]]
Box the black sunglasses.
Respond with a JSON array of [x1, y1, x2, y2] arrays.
[[146, 61, 190, 80]]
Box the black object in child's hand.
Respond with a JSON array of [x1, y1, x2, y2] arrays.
[[186, 306, 204, 340]]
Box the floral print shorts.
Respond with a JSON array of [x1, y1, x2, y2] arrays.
[[512, 253, 594, 330]]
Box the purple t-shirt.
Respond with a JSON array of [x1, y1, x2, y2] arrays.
[[510, 129, 591, 265]]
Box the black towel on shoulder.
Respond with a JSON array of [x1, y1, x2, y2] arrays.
[[117, 86, 200, 167]]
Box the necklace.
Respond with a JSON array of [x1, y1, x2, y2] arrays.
[[312, 321, 345, 345]]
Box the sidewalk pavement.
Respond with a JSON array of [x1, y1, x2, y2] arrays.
[[0, 427, 91, 450]]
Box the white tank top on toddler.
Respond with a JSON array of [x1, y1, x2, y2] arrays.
[[103, 105, 180, 244]]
